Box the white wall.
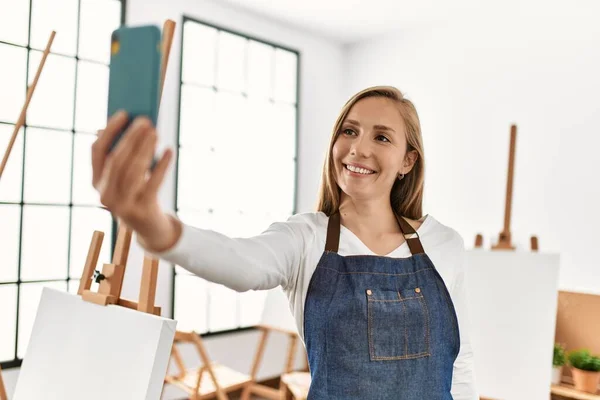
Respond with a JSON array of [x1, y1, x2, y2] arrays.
[[3, 0, 344, 397], [345, 14, 600, 295]]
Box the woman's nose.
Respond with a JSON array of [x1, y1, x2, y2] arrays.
[[350, 135, 371, 157]]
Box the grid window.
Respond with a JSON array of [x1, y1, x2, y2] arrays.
[[0, 0, 124, 369], [173, 17, 299, 334]]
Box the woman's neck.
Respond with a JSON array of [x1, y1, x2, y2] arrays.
[[338, 194, 400, 236]]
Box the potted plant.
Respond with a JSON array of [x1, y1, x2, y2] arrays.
[[568, 349, 600, 393], [553, 343, 566, 385]]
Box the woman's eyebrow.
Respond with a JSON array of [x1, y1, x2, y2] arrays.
[[373, 124, 395, 133], [345, 118, 395, 133], [345, 119, 360, 127]]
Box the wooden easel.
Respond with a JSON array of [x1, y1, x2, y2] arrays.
[[474, 124, 539, 251], [492, 124, 517, 250], [78, 19, 176, 315], [78, 224, 162, 314], [0, 31, 55, 180]]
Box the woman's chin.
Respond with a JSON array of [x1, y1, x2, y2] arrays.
[[340, 187, 375, 202]]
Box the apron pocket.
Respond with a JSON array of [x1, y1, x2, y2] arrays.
[[366, 288, 431, 360]]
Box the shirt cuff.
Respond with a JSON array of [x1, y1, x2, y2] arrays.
[[137, 213, 188, 260]]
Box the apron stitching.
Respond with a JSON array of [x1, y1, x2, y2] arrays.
[[317, 266, 433, 276], [419, 294, 432, 354]]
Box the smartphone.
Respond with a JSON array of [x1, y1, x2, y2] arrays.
[[106, 25, 161, 160]]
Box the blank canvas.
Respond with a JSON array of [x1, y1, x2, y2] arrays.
[[14, 288, 176, 400], [464, 250, 560, 400]]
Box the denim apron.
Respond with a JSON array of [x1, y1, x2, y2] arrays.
[[303, 212, 460, 399]]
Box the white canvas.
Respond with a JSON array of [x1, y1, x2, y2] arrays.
[[464, 250, 560, 400], [14, 288, 176, 400]]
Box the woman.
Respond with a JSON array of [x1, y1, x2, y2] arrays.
[[92, 86, 478, 399]]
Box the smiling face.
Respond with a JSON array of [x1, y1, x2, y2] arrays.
[[332, 96, 415, 203]]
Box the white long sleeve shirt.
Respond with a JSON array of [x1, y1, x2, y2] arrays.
[[144, 211, 479, 399]]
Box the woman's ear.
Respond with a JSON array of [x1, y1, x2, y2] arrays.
[[402, 150, 419, 174]]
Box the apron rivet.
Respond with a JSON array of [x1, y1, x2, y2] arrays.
[[366, 289, 372, 295], [415, 288, 421, 293]]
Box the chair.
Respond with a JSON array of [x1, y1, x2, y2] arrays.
[[280, 369, 310, 400], [240, 288, 311, 400], [165, 331, 253, 400]]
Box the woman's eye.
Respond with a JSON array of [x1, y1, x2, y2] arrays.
[[376, 135, 390, 142], [343, 128, 356, 136]]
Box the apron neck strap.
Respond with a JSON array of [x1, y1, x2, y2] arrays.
[[325, 212, 341, 252], [325, 211, 425, 255], [394, 213, 425, 255]]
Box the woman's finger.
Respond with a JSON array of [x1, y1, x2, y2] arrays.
[[98, 118, 148, 211], [97, 153, 115, 208], [121, 130, 157, 201], [109, 117, 153, 192], [91, 111, 128, 187], [143, 148, 173, 199]]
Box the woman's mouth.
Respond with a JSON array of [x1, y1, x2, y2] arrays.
[[343, 163, 376, 175]]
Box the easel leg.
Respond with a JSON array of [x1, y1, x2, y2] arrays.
[[78, 231, 104, 295], [138, 255, 159, 314]]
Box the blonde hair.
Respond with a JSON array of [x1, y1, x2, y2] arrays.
[[316, 86, 425, 220]]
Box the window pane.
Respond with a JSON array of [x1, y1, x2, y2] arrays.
[[177, 146, 228, 212], [270, 103, 297, 158], [245, 97, 272, 149], [247, 41, 273, 100], [0, 284, 17, 362], [0, 124, 24, 203], [239, 157, 295, 216], [236, 100, 295, 214], [78, 0, 121, 64], [216, 32, 246, 93], [30, 0, 78, 56], [18, 281, 67, 358], [0, 45, 27, 123], [179, 85, 215, 148], [72, 133, 100, 205], [174, 274, 208, 333], [238, 290, 267, 328], [214, 91, 247, 150], [75, 61, 109, 133], [208, 282, 237, 332], [21, 205, 70, 281], [23, 127, 72, 204], [274, 49, 297, 104], [27, 51, 76, 130], [182, 22, 217, 87], [0, 205, 21, 283], [69, 206, 112, 279], [0, 0, 30, 45], [213, 93, 249, 206]]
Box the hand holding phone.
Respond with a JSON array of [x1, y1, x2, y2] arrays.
[[90, 24, 175, 243], [92, 110, 174, 239]]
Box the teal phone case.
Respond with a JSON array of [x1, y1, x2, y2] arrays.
[[107, 25, 161, 153]]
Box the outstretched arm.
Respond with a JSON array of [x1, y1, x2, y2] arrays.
[[139, 214, 311, 292]]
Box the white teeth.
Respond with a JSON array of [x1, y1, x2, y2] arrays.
[[346, 164, 374, 175]]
